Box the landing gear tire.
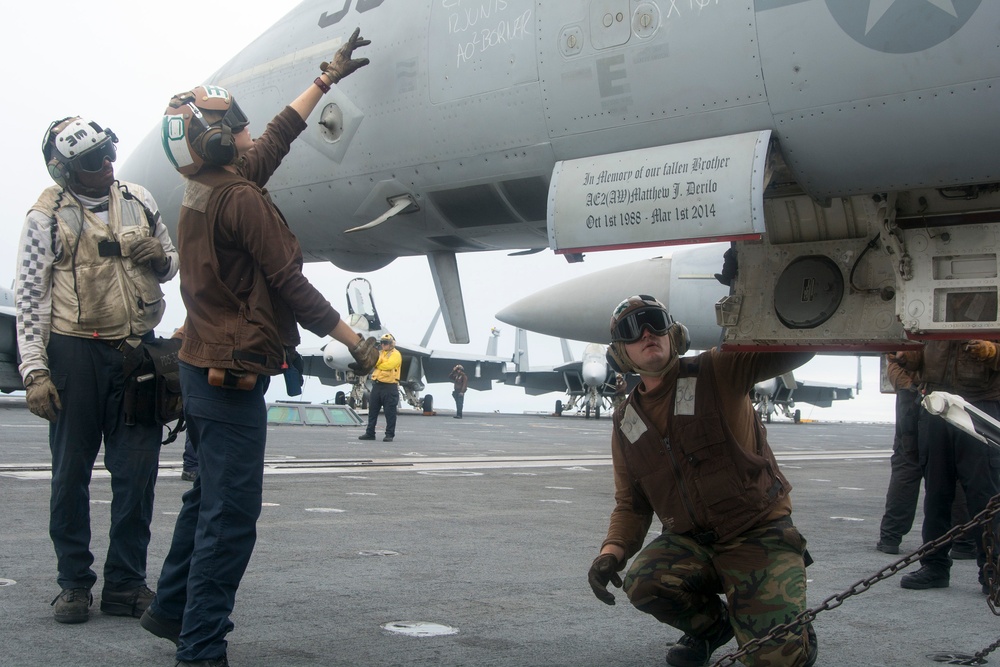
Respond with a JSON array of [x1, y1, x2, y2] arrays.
[[555, 400, 563, 416], [585, 404, 591, 419], [594, 403, 601, 420], [422, 395, 434, 413], [794, 408, 801, 424], [335, 391, 346, 405]]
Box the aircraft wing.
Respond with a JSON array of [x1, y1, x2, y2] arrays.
[[780, 377, 855, 409], [502, 365, 576, 396], [419, 348, 509, 391], [500, 361, 627, 398]]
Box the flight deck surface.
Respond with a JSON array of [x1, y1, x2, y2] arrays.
[[0, 399, 993, 667]]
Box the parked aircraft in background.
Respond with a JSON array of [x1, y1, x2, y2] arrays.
[[501, 329, 638, 419], [0, 286, 19, 393], [299, 278, 509, 410], [118, 1, 1000, 350], [752, 360, 859, 423]]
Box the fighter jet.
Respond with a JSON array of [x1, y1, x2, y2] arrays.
[[500, 330, 637, 419], [298, 277, 509, 410], [118, 1, 1000, 348], [752, 365, 858, 424]]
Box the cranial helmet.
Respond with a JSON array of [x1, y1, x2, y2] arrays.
[[42, 117, 118, 187], [607, 295, 689, 374], [380, 333, 395, 343], [161, 85, 249, 175], [454, 365, 464, 372]]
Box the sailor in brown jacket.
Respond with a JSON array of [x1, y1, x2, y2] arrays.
[[143, 29, 378, 666], [588, 295, 817, 667]]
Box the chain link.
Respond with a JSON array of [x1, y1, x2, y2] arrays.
[[710, 495, 1000, 667]]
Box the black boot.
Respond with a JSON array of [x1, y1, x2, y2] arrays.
[[666, 611, 734, 667], [900, 565, 949, 590]]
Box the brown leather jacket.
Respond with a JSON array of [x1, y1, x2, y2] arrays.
[[604, 349, 812, 558], [177, 107, 341, 375]]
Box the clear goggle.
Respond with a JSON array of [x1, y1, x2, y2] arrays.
[[72, 139, 117, 172], [611, 306, 672, 343]]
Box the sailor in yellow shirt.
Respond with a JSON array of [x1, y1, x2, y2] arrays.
[[359, 333, 403, 442]]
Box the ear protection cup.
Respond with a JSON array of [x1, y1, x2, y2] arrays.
[[195, 124, 237, 166], [668, 322, 691, 356], [47, 157, 71, 188], [606, 344, 631, 374]]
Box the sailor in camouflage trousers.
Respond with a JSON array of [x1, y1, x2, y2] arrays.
[[587, 295, 818, 667]]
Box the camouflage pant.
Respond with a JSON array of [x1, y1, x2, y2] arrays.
[[623, 516, 812, 667]]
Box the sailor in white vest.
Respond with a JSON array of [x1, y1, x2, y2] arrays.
[[15, 117, 178, 624]]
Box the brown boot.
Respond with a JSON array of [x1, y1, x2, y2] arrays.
[[51, 588, 92, 624]]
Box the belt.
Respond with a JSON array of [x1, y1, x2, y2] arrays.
[[95, 335, 143, 352], [686, 529, 719, 545]]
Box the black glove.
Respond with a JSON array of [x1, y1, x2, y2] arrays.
[[714, 246, 737, 286], [588, 553, 623, 605], [321, 27, 371, 83]]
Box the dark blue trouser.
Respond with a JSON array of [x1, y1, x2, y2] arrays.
[[366, 381, 398, 437], [453, 390, 464, 417], [151, 362, 267, 662], [879, 389, 975, 547], [182, 431, 198, 472], [918, 399, 1000, 572], [47, 333, 162, 591]]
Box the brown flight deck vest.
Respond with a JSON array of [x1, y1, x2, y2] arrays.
[[614, 354, 790, 544], [177, 170, 292, 375]]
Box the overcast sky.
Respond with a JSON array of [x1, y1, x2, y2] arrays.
[[0, 1, 895, 423]]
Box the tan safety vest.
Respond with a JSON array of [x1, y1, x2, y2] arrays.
[[31, 183, 165, 339]]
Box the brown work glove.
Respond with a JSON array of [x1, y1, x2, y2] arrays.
[[25, 372, 62, 422], [320, 27, 371, 83], [966, 340, 998, 362], [349, 336, 379, 375], [588, 553, 623, 606], [129, 237, 169, 273], [887, 350, 919, 372]]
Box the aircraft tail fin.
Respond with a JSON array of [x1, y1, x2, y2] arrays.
[[560, 338, 574, 363], [486, 327, 500, 356], [513, 328, 529, 372], [420, 309, 442, 348]]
